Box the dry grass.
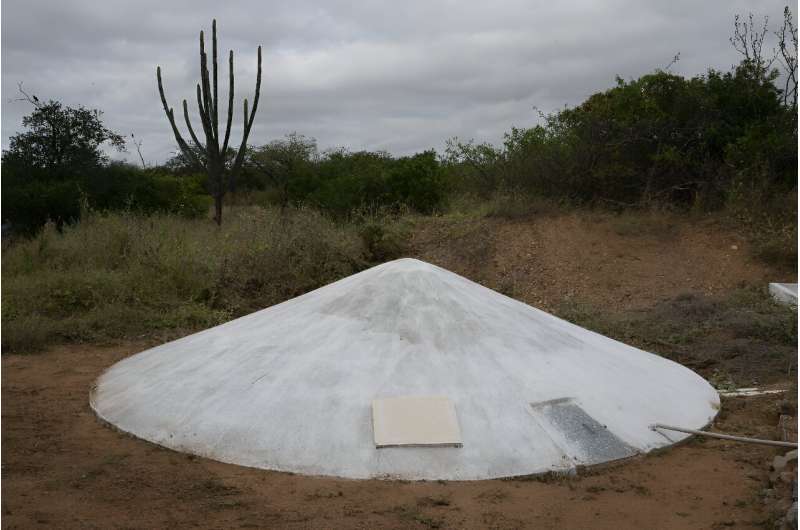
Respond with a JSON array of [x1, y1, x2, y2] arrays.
[[554, 287, 797, 385], [2, 205, 367, 353], [609, 209, 680, 240]]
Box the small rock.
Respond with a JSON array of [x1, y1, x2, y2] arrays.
[[772, 450, 798, 474], [730, 245, 738, 250], [786, 502, 797, 526]]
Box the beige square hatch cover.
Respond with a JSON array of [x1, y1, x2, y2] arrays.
[[372, 395, 463, 448]]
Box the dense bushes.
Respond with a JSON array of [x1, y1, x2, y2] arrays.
[[246, 140, 447, 215], [5, 62, 793, 233], [1, 176, 83, 232], [446, 66, 797, 210], [310, 149, 445, 215], [2, 129, 447, 234], [1, 95, 211, 233], [2, 163, 211, 234]]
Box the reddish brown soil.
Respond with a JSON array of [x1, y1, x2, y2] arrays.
[[411, 212, 782, 313], [0, 343, 794, 529], [412, 212, 797, 386], [3, 212, 796, 529]]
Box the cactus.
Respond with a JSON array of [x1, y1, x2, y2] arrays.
[[157, 20, 261, 225]]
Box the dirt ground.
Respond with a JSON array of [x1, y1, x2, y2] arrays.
[[3, 212, 797, 529], [1, 343, 794, 529], [411, 212, 783, 313], [412, 212, 797, 386]]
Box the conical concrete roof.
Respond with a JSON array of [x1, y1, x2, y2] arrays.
[[90, 258, 719, 480]]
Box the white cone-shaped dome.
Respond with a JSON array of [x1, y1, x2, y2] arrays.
[[91, 258, 719, 480]]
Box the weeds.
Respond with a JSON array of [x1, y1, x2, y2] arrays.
[[485, 191, 562, 220], [352, 207, 413, 263], [2, 206, 368, 353], [387, 504, 444, 528], [610, 209, 679, 240], [751, 226, 797, 269], [554, 287, 797, 385]]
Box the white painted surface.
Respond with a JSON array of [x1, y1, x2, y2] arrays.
[[90, 258, 719, 480], [372, 396, 462, 448], [718, 388, 788, 397], [769, 283, 798, 305]]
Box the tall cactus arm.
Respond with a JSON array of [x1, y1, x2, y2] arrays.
[[198, 31, 217, 149], [182, 99, 204, 152], [196, 83, 214, 149], [230, 45, 262, 176], [212, 19, 220, 143], [221, 50, 235, 156], [246, 46, 263, 131], [157, 66, 203, 170]]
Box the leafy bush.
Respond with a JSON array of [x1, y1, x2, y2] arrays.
[[249, 146, 446, 215], [1, 163, 212, 234], [445, 65, 796, 211], [1, 175, 83, 231], [354, 208, 413, 263]]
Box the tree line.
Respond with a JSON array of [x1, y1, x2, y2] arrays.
[[2, 8, 796, 234]]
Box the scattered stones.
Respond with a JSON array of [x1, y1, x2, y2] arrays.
[[766, 449, 798, 529], [772, 451, 798, 475]]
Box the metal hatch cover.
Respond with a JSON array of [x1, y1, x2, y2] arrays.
[[529, 398, 637, 465]]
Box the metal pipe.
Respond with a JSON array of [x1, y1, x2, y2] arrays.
[[651, 423, 798, 448]]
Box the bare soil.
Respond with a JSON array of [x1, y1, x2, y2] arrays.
[[412, 212, 797, 385], [3, 212, 797, 529], [411, 212, 780, 312]]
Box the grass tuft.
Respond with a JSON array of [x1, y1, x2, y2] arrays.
[[2, 206, 368, 353]]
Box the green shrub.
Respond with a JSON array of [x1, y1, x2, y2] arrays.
[[356, 210, 413, 263], [1, 162, 212, 234], [273, 149, 448, 215], [1, 176, 82, 232], [444, 64, 796, 212]]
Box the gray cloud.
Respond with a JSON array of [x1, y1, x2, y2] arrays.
[[1, 0, 790, 163]]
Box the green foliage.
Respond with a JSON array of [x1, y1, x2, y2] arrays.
[[2, 97, 125, 174], [2, 96, 210, 233], [385, 151, 444, 214], [85, 163, 211, 218], [249, 145, 447, 215], [248, 133, 319, 207], [354, 208, 413, 263], [445, 63, 797, 211], [443, 139, 506, 196], [1, 175, 83, 230], [312, 150, 394, 212], [2, 162, 212, 234]]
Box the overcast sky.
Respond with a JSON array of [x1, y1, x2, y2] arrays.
[[1, 0, 792, 164]]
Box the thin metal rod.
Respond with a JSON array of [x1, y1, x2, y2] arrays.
[[651, 423, 798, 448]]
